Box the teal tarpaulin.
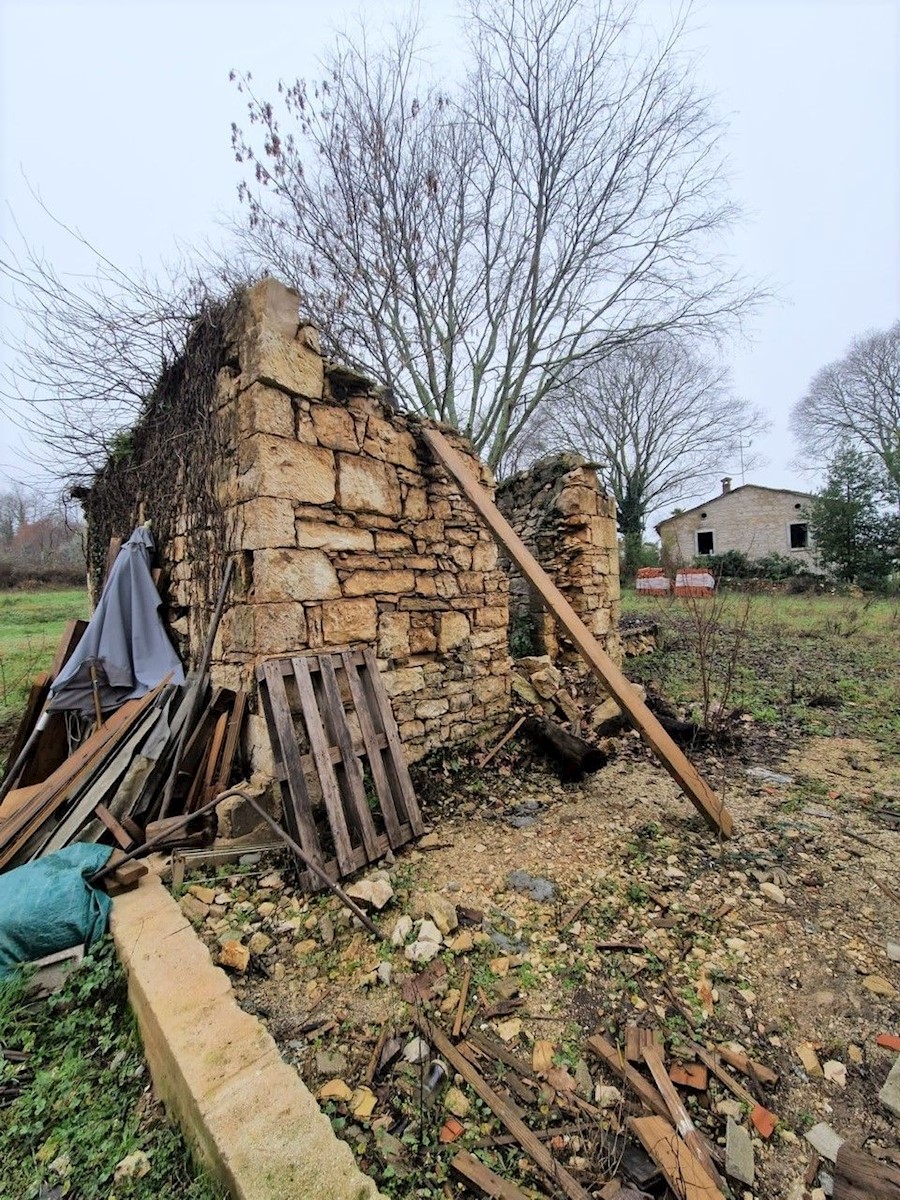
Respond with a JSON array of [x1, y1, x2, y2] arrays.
[[0, 844, 114, 979]]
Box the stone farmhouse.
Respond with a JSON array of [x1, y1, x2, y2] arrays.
[[655, 477, 817, 570]]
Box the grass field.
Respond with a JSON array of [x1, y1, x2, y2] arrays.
[[622, 587, 900, 754], [0, 588, 90, 752]]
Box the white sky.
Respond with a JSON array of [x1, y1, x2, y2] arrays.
[[0, 0, 898, 525]]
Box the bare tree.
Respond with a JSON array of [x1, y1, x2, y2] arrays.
[[0, 200, 236, 486], [515, 335, 767, 574], [791, 321, 900, 506], [231, 0, 761, 469]]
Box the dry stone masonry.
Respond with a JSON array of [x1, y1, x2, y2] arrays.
[[169, 278, 511, 767], [87, 277, 622, 781], [496, 456, 622, 665]]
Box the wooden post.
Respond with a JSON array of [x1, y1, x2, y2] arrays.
[[419, 426, 733, 838]]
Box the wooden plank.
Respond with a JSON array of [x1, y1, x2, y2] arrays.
[[834, 1143, 900, 1200], [450, 1150, 531, 1200], [419, 426, 733, 838], [642, 1046, 724, 1191], [669, 1062, 709, 1092], [195, 709, 229, 810], [259, 661, 326, 881], [415, 1015, 593, 1200], [361, 647, 424, 836], [292, 656, 355, 875], [625, 1025, 664, 1064], [36, 704, 164, 857], [0, 683, 167, 868], [340, 650, 404, 847], [48, 618, 89, 679], [714, 1044, 778, 1087], [2, 673, 51, 782], [453, 962, 473, 1040], [215, 690, 247, 793], [102, 537, 123, 589], [689, 1045, 757, 1107], [257, 650, 365, 680], [629, 1116, 725, 1200], [93, 803, 134, 850], [318, 655, 380, 860], [585, 1035, 671, 1123]]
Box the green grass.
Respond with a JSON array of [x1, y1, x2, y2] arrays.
[[0, 940, 226, 1200], [622, 588, 900, 753], [0, 587, 90, 748]]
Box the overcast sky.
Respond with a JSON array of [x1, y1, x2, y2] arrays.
[[0, 0, 898, 523]]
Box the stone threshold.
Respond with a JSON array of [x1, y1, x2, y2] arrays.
[[111, 869, 384, 1200]]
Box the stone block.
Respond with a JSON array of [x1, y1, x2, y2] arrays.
[[438, 612, 470, 653], [402, 487, 428, 520], [239, 497, 296, 550], [250, 436, 336, 504], [310, 405, 360, 451], [378, 611, 411, 659], [375, 532, 413, 552], [408, 627, 436, 654], [253, 603, 308, 654], [342, 569, 415, 597], [416, 698, 449, 719], [296, 520, 374, 553], [475, 604, 508, 629], [235, 280, 325, 399], [474, 675, 507, 703], [219, 604, 256, 654], [236, 383, 294, 440], [321, 598, 378, 645], [254, 549, 341, 602], [382, 667, 425, 697], [362, 417, 419, 469], [471, 542, 499, 571], [336, 454, 401, 516]]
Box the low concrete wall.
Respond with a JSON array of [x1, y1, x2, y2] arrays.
[[111, 871, 383, 1200]]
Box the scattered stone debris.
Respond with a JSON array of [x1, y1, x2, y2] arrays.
[[177, 735, 899, 1199]]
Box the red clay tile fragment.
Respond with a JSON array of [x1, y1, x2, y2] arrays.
[[668, 1062, 708, 1091], [439, 1118, 465, 1144], [750, 1104, 778, 1139], [876, 1034, 900, 1052]]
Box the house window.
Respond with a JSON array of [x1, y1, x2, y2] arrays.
[[696, 530, 715, 555], [789, 522, 808, 549]]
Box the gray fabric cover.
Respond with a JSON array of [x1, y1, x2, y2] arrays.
[[48, 526, 184, 714]]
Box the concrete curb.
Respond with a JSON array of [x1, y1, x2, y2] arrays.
[[111, 872, 384, 1200]]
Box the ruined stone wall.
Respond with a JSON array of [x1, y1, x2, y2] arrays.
[[496, 455, 622, 665], [164, 279, 510, 767]]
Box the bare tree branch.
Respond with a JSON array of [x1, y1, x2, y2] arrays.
[[230, 0, 764, 468], [510, 334, 769, 572], [791, 321, 900, 506]]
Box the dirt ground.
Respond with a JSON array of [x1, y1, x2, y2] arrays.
[[184, 720, 900, 1200]]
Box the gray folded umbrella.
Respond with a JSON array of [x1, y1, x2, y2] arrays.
[[47, 526, 184, 714]]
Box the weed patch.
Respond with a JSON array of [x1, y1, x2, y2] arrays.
[[0, 939, 225, 1200]]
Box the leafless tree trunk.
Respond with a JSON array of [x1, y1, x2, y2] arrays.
[[510, 334, 767, 572], [791, 321, 900, 506], [231, 0, 762, 469]]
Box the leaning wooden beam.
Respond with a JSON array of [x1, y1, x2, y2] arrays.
[[419, 427, 733, 838], [642, 1045, 725, 1191], [415, 1014, 593, 1200]]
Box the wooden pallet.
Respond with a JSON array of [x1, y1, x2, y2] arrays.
[[257, 647, 423, 889]]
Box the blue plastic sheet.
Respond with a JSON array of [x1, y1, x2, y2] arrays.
[[0, 844, 114, 979]]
